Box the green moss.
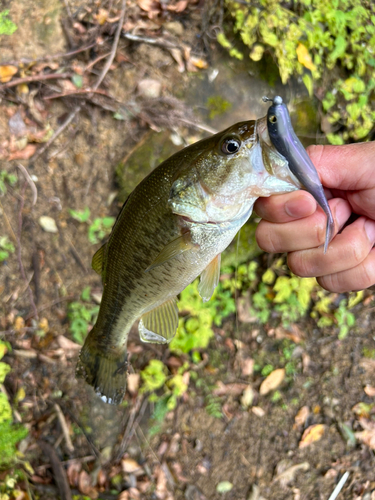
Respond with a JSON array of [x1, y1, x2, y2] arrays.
[[206, 95, 232, 119]]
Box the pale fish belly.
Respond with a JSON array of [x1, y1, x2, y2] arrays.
[[110, 207, 253, 341]]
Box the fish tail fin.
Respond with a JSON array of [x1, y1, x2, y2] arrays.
[[76, 331, 128, 405]]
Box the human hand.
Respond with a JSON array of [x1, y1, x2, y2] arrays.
[[254, 142, 375, 292]]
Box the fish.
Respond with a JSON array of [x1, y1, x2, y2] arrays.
[[76, 117, 306, 405], [263, 95, 334, 253]]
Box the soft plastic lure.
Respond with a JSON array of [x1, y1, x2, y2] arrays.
[[263, 95, 334, 253]]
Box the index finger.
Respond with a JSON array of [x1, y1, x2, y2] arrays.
[[307, 142, 375, 191]]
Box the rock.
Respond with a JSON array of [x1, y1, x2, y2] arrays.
[[137, 79, 162, 99], [39, 216, 58, 233]]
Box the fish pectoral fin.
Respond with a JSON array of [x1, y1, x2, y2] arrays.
[[92, 243, 106, 275], [198, 254, 221, 302], [145, 233, 196, 272], [139, 298, 179, 344]]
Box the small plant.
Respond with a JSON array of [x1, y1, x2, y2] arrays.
[[88, 217, 115, 244], [67, 287, 99, 344], [0, 237, 15, 263], [220, 0, 375, 144], [69, 207, 115, 244], [0, 10, 17, 36], [0, 170, 17, 195], [0, 341, 28, 469]]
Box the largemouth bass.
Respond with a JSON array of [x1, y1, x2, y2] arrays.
[[77, 115, 318, 405]]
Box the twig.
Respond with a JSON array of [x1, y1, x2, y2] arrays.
[[327, 471, 350, 500], [30, 105, 82, 163], [122, 32, 180, 51], [16, 163, 37, 206], [85, 51, 112, 71], [17, 183, 38, 319], [179, 118, 217, 134], [115, 395, 145, 460], [93, 0, 126, 91], [54, 404, 75, 453], [30, 0, 126, 162], [0, 200, 17, 243], [0, 42, 98, 67], [0, 72, 72, 90], [38, 441, 72, 500], [43, 88, 113, 101]]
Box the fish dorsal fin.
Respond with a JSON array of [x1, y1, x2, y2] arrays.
[[198, 254, 221, 302], [146, 233, 196, 272], [139, 298, 179, 344], [92, 244, 106, 275]]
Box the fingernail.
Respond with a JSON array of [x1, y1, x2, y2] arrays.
[[365, 220, 375, 243], [285, 195, 315, 218]]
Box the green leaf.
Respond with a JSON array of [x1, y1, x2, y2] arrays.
[[72, 74, 83, 88], [302, 73, 314, 97], [69, 207, 90, 223], [0, 362, 11, 384], [0, 10, 17, 36]]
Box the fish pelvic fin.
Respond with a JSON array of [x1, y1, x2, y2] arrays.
[[92, 243, 106, 275], [76, 332, 128, 405], [139, 298, 179, 344], [198, 254, 221, 302]]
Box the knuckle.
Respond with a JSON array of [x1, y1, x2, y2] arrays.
[[360, 257, 375, 289], [348, 230, 368, 265], [256, 224, 278, 253]]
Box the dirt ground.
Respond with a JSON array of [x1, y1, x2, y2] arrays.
[[1, 1, 375, 500]]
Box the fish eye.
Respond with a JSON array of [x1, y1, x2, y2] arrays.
[[269, 115, 277, 124], [221, 137, 241, 155]]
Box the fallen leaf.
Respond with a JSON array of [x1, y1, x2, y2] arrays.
[[355, 418, 375, 449], [241, 386, 255, 408], [274, 461, 310, 487], [122, 457, 142, 473], [78, 470, 98, 498], [14, 316, 25, 332], [0, 65, 18, 83], [299, 424, 325, 448], [167, 0, 188, 12], [296, 43, 316, 71], [39, 216, 58, 233], [213, 381, 247, 396], [259, 368, 285, 395], [8, 143, 37, 160], [364, 385, 375, 397], [294, 406, 309, 428], [94, 8, 109, 25], [252, 406, 265, 417]]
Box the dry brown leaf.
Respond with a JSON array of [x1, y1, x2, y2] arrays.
[[259, 368, 285, 396], [299, 424, 325, 448], [364, 385, 375, 397], [294, 406, 309, 428], [274, 462, 310, 487], [167, 0, 189, 12], [189, 56, 209, 70], [0, 65, 18, 83], [94, 8, 109, 24], [127, 373, 140, 395], [275, 324, 304, 343], [252, 406, 265, 417], [213, 381, 247, 396], [122, 457, 143, 473], [78, 470, 98, 498], [14, 316, 25, 332], [355, 418, 375, 449], [8, 143, 37, 161]]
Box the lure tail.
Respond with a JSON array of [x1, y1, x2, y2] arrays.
[[76, 329, 128, 405]]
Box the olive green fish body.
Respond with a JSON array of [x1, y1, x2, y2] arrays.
[[77, 119, 302, 404]]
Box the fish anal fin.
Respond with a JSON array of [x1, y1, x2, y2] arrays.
[[146, 233, 197, 272], [198, 254, 221, 302], [92, 244, 106, 275], [139, 298, 179, 344]]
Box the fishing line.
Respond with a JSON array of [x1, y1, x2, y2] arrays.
[[235, 229, 241, 339]]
